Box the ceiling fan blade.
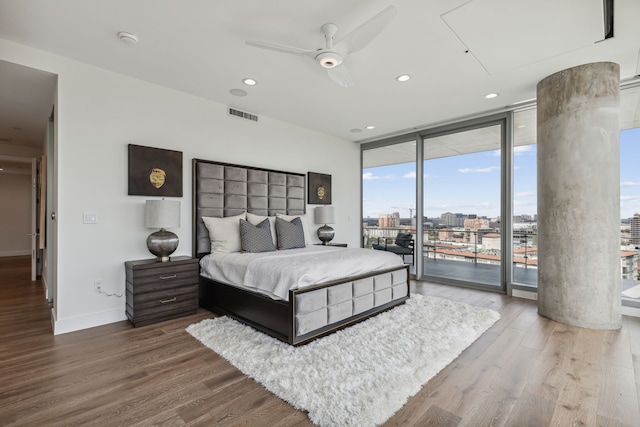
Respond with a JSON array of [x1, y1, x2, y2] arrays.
[[245, 39, 315, 57], [337, 5, 397, 55], [327, 64, 354, 88]]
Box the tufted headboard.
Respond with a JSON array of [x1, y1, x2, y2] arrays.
[[192, 159, 306, 258]]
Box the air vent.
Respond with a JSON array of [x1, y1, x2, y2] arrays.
[[228, 108, 258, 122]]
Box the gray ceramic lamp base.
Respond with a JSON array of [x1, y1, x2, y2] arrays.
[[317, 224, 335, 245], [147, 228, 179, 262]]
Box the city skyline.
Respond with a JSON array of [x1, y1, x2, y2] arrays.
[[363, 127, 640, 221]]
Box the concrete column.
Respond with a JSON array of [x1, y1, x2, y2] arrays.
[[537, 62, 621, 330]]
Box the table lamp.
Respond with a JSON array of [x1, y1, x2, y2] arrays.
[[145, 199, 180, 262], [315, 205, 335, 245]]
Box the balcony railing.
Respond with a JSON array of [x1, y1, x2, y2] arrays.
[[363, 226, 537, 269], [363, 225, 640, 296]]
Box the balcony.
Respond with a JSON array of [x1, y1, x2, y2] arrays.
[[363, 226, 640, 301]]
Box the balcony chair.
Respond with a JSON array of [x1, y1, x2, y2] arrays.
[[372, 232, 414, 265]]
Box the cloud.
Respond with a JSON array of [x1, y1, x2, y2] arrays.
[[621, 195, 640, 201], [363, 172, 381, 180], [363, 172, 396, 180], [621, 181, 640, 187], [493, 145, 534, 157], [458, 166, 500, 173], [515, 191, 534, 197], [402, 171, 430, 179], [514, 145, 534, 155]]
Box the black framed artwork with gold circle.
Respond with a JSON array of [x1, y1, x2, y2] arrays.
[[307, 172, 331, 204], [128, 144, 183, 197]]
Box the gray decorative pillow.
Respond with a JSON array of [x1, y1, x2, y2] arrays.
[[276, 216, 306, 250], [240, 218, 277, 253]]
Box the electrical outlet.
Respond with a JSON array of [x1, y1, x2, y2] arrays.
[[94, 279, 103, 292]]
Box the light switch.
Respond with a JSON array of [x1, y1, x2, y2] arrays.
[[83, 212, 98, 224]]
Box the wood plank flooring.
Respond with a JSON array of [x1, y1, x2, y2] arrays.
[[1, 256, 639, 426]]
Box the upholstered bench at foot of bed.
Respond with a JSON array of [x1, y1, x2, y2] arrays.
[[293, 267, 409, 337]]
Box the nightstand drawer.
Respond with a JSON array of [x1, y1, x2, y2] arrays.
[[126, 287, 198, 326], [126, 262, 198, 286], [125, 274, 196, 294], [127, 284, 198, 313]]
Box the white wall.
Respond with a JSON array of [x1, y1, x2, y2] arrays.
[[0, 172, 31, 256], [0, 39, 361, 334]]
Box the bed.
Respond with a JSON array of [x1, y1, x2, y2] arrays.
[[192, 158, 410, 345]]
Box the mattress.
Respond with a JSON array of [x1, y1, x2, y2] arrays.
[[199, 245, 405, 301]]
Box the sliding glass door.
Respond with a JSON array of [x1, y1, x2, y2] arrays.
[[422, 123, 504, 290]]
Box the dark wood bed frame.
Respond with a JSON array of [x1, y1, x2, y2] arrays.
[[192, 158, 409, 346]]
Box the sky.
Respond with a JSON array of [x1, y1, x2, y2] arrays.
[[363, 127, 640, 221]]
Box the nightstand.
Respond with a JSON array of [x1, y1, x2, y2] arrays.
[[125, 256, 199, 327]]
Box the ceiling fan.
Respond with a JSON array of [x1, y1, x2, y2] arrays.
[[245, 5, 397, 88]]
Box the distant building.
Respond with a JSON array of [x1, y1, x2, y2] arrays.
[[464, 218, 490, 230], [441, 212, 466, 227], [621, 250, 639, 280], [631, 213, 640, 246], [379, 212, 400, 228], [438, 228, 454, 241], [482, 233, 501, 250]]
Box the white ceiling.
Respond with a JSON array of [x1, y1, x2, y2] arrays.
[[0, 0, 639, 157]]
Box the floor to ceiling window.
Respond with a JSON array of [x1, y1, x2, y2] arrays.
[[512, 108, 538, 287], [362, 140, 417, 275], [361, 81, 640, 308], [422, 123, 504, 290], [620, 132, 640, 305]]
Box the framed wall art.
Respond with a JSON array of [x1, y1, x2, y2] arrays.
[[307, 172, 331, 204], [128, 144, 183, 197]]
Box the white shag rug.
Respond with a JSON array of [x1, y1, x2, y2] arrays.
[[186, 294, 500, 427]]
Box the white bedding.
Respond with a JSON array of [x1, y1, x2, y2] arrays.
[[199, 246, 405, 301]]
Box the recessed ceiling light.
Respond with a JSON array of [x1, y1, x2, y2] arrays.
[[484, 93, 499, 99], [229, 88, 247, 97], [396, 74, 411, 82], [365, 126, 375, 130], [242, 78, 257, 86], [117, 31, 139, 44], [350, 128, 362, 133], [517, 125, 526, 129]]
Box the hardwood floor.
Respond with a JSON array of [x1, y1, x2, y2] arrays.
[[1, 256, 639, 426]]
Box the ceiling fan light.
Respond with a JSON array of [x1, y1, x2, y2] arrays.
[[316, 52, 343, 68]]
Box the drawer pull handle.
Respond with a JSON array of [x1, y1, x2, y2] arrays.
[[159, 297, 177, 304], [159, 274, 177, 280]]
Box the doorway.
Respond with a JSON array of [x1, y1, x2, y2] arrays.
[[0, 60, 57, 316]]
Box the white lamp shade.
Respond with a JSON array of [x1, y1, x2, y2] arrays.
[[315, 206, 335, 225], [145, 200, 180, 229]]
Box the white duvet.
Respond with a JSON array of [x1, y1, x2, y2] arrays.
[[199, 245, 405, 301]]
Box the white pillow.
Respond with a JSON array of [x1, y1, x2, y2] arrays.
[[202, 213, 246, 253], [246, 212, 277, 246], [276, 213, 312, 245]]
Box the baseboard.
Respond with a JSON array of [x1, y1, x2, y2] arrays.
[[512, 288, 538, 300], [52, 307, 127, 335], [0, 250, 30, 257]]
